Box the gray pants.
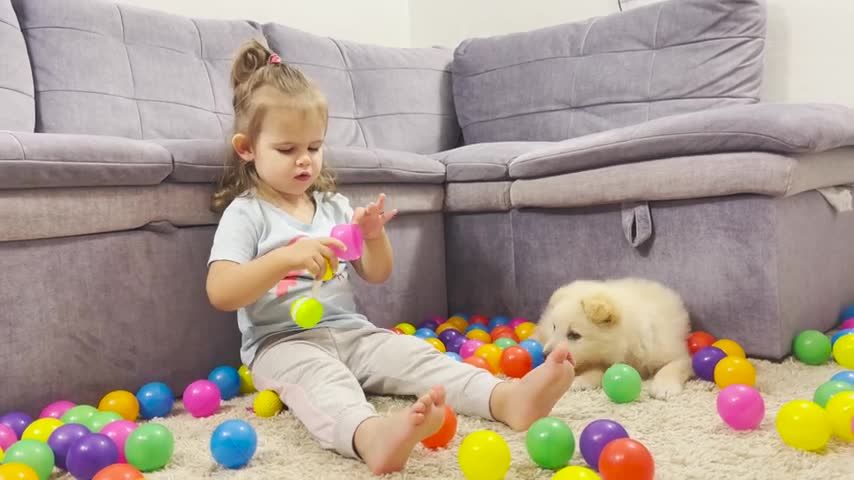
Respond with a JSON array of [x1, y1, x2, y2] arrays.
[[251, 326, 503, 458]]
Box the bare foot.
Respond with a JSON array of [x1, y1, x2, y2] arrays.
[[490, 342, 576, 431], [354, 385, 446, 475]]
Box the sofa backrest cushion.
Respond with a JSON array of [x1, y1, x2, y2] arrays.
[[451, 0, 766, 144], [1, 0, 34, 131], [12, 0, 260, 140], [263, 23, 460, 154]]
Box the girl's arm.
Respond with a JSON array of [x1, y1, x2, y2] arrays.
[[351, 193, 398, 284]]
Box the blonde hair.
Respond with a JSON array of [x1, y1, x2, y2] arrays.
[[211, 39, 335, 213]]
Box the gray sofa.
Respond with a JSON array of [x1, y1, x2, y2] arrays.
[[2, 0, 853, 414]]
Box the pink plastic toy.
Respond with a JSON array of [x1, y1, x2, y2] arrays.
[[508, 318, 528, 330], [329, 224, 363, 261], [459, 339, 485, 359], [0, 423, 17, 451], [100, 420, 139, 463], [840, 317, 854, 330], [716, 384, 765, 430], [183, 380, 222, 418], [39, 400, 76, 420]]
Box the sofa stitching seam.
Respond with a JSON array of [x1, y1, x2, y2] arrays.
[[191, 19, 223, 136], [331, 38, 368, 148], [115, 4, 145, 140]]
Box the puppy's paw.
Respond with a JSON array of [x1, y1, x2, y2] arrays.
[[573, 369, 603, 390], [649, 376, 684, 400]]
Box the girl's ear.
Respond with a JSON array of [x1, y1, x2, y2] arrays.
[[232, 133, 255, 162]]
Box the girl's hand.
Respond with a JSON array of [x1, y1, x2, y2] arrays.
[[353, 193, 398, 240], [282, 237, 346, 279]]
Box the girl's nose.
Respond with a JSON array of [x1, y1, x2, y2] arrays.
[[296, 153, 311, 166]]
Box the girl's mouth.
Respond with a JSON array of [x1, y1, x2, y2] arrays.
[[295, 172, 312, 181]]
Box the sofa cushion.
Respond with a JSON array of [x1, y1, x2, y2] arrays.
[[445, 182, 512, 212], [508, 103, 854, 179], [0, 132, 172, 189], [0, 0, 34, 131], [263, 23, 459, 154], [12, 0, 260, 139], [452, 0, 765, 144], [432, 142, 552, 182]]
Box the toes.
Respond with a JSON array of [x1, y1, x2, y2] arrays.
[[547, 342, 571, 364], [430, 385, 446, 406]]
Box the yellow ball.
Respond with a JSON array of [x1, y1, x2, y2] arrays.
[[21, 418, 63, 443], [515, 322, 537, 341], [425, 337, 446, 353], [0, 445, 3, 463], [395, 322, 416, 335], [833, 334, 854, 369], [825, 391, 854, 441], [714, 356, 756, 388], [775, 400, 832, 451], [475, 344, 503, 374], [436, 323, 461, 335], [238, 365, 257, 394], [254, 390, 284, 418], [712, 339, 746, 358], [446, 316, 468, 331], [0, 463, 39, 480], [552, 465, 601, 479], [321, 260, 335, 281], [458, 430, 511, 480], [291, 297, 323, 328], [466, 329, 492, 344], [99, 389, 140, 421]]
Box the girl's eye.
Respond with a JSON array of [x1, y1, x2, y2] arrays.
[[308, 147, 320, 152], [567, 331, 581, 341], [277, 148, 293, 154]]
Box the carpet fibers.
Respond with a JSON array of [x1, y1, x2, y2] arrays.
[[58, 358, 852, 479]]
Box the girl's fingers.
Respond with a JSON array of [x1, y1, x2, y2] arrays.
[[352, 207, 365, 223], [383, 209, 399, 223]]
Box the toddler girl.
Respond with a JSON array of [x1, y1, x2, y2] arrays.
[[206, 39, 576, 475]]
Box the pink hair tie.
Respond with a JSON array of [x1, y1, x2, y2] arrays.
[[268, 53, 281, 65]]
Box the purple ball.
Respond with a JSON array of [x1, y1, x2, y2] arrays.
[[445, 334, 468, 354], [437, 328, 462, 346], [48, 423, 91, 470], [66, 433, 119, 479], [418, 319, 440, 331], [692, 346, 728, 381], [0, 412, 33, 438], [579, 419, 630, 470]]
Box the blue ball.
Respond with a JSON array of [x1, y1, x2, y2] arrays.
[[530, 351, 545, 368], [136, 382, 175, 419], [210, 419, 257, 469], [831, 329, 854, 347], [418, 319, 440, 331], [520, 339, 544, 359], [208, 366, 241, 401], [488, 316, 510, 331], [831, 370, 854, 385], [451, 313, 469, 320], [840, 304, 854, 324], [445, 352, 463, 362], [414, 328, 438, 339], [465, 324, 488, 334]]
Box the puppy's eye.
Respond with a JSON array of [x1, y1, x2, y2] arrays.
[[567, 331, 581, 340], [552, 324, 556, 332]]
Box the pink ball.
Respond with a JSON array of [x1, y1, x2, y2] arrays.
[[100, 420, 138, 463], [329, 224, 364, 261], [183, 379, 221, 418], [459, 339, 485, 359], [39, 400, 76, 420], [431, 316, 447, 325], [840, 317, 854, 330], [716, 384, 765, 430], [508, 318, 528, 330], [0, 423, 17, 451]]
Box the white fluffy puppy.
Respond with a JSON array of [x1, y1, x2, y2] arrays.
[[532, 277, 693, 399]]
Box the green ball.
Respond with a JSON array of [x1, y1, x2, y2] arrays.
[[793, 330, 832, 365], [493, 337, 517, 350], [87, 411, 123, 432], [813, 380, 854, 408], [2, 439, 55, 480], [61, 404, 97, 425], [290, 297, 323, 328], [125, 423, 174, 472], [525, 416, 575, 470], [602, 363, 642, 403]]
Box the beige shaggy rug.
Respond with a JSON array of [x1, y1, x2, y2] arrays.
[[56, 358, 853, 480]]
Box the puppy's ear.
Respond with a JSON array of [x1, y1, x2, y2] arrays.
[[581, 294, 618, 325]]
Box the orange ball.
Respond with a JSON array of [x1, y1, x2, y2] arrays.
[[514, 322, 537, 341], [425, 337, 446, 353], [687, 331, 716, 355], [463, 355, 492, 372], [446, 316, 468, 331], [99, 390, 139, 421], [93, 464, 145, 480], [466, 329, 492, 344], [493, 330, 520, 343], [714, 356, 756, 388], [421, 404, 458, 449], [475, 344, 503, 374], [500, 346, 533, 378], [436, 323, 462, 335]]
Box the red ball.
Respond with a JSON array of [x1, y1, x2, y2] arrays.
[[598, 438, 655, 480], [463, 355, 492, 372], [687, 331, 716, 355], [421, 405, 457, 449], [490, 325, 515, 341], [499, 346, 533, 378], [493, 330, 520, 343], [469, 315, 489, 326]]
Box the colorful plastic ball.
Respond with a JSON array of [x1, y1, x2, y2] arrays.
[[444, 334, 468, 354], [488, 316, 510, 331], [0, 424, 17, 451], [712, 339, 746, 358], [329, 223, 363, 260], [839, 304, 854, 324], [520, 338, 544, 357], [21, 418, 62, 443], [99, 390, 140, 422], [417, 319, 440, 331], [526, 416, 575, 470], [2, 440, 54, 480], [825, 391, 854, 441], [552, 465, 601, 479], [840, 318, 854, 330], [445, 316, 468, 331], [47, 423, 90, 470], [714, 357, 756, 388], [468, 314, 489, 326], [208, 366, 242, 401], [716, 384, 765, 430], [421, 405, 457, 449], [425, 337, 447, 353], [514, 322, 537, 341], [237, 365, 256, 395], [463, 355, 492, 373], [692, 346, 727, 381], [500, 346, 533, 378], [0, 463, 39, 480], [793, 330, 832, 365], [474, 344, 503, 374], [39, 401, 75, 420], [465, 329, 492, 344], [210, 420, 257, 469], [290, 296, 323, 328], [602, 364, 642, 403], [831, 370, 854, 385], [464, 323, 488, 334], [459, 339, 485, 359], [436, 323, 461, 335], [445, 352, 463, 362], [92, 463, 145, 480], [490, 325, 514, 338], [124, 423, 174, 472], [87, 411, 123, 433], [66, 433, 119, 480], [831, 329, 854, 347], [493, 337, 518, 350], [813, 381, 854, 408], [438, 328, 463, 346], [493, 330, 520, 344], [99, 420, 138, 463], [776, 400, 831, 451], [253, 390, 284, 417], [431, 315, 447, 325], [394, 322, 415, 335], [458, 430, 511, 480], [61, 405, 97, 427], [183, 380, 221, 418], [833, 334, 854, 368], [508, 317, 528, 330], [686, 331, 716, 355], [579, 419, 629, 470], [598, 438, 654, 480], [389, 327, 405, 335], [136, 382, 175, 419], [414, 328, 438, 339], [0, 413, 33, 439]]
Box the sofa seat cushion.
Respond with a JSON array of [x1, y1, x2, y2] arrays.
[[432, 142, 552, 181], [509, 103, 854, 179], [510, 148, 854, 209], [0, 0, 35, 131], [0, 131, 172, 189]]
